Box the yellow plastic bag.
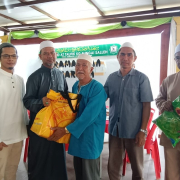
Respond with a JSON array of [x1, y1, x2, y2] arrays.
[[31, 89, 81, 144]]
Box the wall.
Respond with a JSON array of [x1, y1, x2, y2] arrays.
[[11, 24, 170, 86], [14, 33, 161, 119]]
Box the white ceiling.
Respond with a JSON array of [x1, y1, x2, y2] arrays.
[[1, 6, 51, 22], [0, 0, 179, 32], [36, 1, 100, 21], [96, 0, 153, 13], [0, 0, 33, 6]]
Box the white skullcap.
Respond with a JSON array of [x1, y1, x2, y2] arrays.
[[120, 42, 135, 51], [77, 54, 93, 64], [175, 44, 180, 54], [40, 40, 54, 51]]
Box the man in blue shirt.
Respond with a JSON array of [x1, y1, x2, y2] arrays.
[[48, 54, 107, 180], [104, 42, 153, 180]]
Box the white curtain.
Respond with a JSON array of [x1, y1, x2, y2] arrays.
[[167, 18, 177, 75]]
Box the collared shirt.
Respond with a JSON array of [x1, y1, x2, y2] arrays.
[[156, 71, 180, 148], [0, 68, 28, 145], [104, 68, 153, 138], [67, 79, 107, 159], [23, 65, 68, 127]]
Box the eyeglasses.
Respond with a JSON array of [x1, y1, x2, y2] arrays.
[[175, 56, 180, 61], [1, 54, 18, 59]]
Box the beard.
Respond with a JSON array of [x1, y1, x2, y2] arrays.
[[45, 62, 54, 67], [177, 62, 180, 70], [8, 67, 14, 70]]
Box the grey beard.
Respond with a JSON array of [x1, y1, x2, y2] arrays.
[[8, 67, 14, 70], [177, 62, 180, 70]]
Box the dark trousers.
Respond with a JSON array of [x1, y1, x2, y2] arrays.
[[73, 156, 100, 180], [108, 134, 144, 180], [28, 131, 67, 180]]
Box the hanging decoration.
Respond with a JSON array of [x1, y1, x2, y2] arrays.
[[10, 17, 172, 40]]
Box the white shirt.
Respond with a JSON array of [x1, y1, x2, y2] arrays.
[[0, 68, 28, 145]]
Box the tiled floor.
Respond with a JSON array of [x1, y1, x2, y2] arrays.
[[16, 137, 165, 180]]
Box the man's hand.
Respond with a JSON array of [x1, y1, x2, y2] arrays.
[[0, 142, 8, 151], [135, 132, 146, 147], [161, 100, 173, 112], [47, 127, 66, 142], [42, 97, 51, 107]]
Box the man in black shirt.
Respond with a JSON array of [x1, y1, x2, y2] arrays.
[[23, 40, 68, 180]]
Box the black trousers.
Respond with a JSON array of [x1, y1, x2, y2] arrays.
[[28, 131, 68, 180]]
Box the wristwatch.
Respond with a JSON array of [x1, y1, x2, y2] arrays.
[[140, 129, 147, 135], [65, 127, 70, 134]]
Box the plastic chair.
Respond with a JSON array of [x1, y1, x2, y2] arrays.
[[146, 108, 155, 154], [105, 120, 109, 133], [147, 108, 155, 135], [123, 108, 156, 167], [65, 144, 69, 151], [144, 124, 161, 179], [23, 137, 29, 163], [23, 110, 30, 163], [123, 124, 160, 178], [122, 151, 129, 176], [113, 108, 156, 176]]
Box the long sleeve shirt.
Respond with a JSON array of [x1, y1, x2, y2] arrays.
[[0, 68, 28, 145], [67, 79, 107, 159], [23, 65, 68, 127], [23, 65, 68, 180], [156, 72, 180, 148]]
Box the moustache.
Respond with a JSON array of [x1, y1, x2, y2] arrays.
[[77, 71, 84, 74], [47, 58, 53, 61]]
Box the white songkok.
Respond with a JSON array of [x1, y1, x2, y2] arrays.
[[40, 40, 54, 51], [77, 54, 93, 65], [120, 42, 135, 51], [175, 44, 180, 54]]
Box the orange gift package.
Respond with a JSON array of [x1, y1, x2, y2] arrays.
[[31, 89, 81, 144]]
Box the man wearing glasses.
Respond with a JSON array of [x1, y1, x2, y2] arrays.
[[23, 41, 68, 180], [0, 43, 28, 180], [156, 43, 180, 180]]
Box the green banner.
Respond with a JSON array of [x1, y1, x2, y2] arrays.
[[55, 43, 121, 58]]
